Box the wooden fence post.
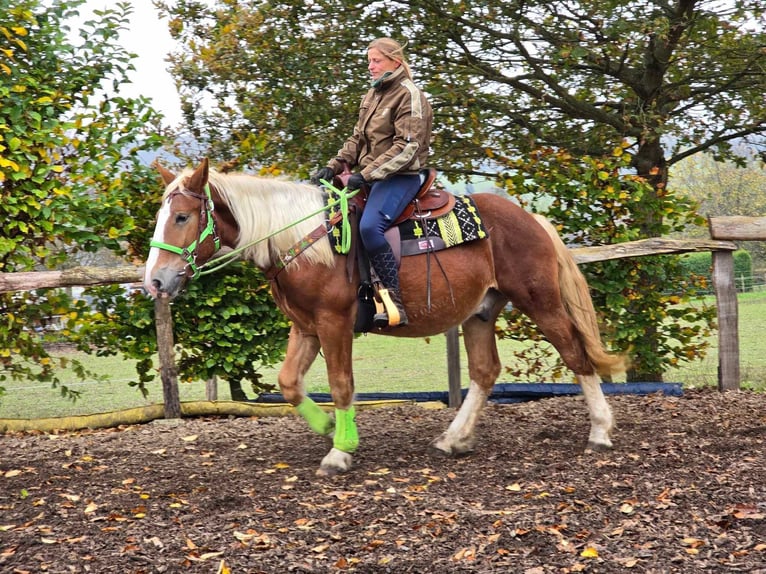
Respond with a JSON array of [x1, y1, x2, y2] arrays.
[[154, 297, 182, 418], [446, 327, 462, 408], [711, 250, 741, 391], [205, 376, 218, 401]]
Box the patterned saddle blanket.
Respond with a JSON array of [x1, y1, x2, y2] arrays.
[[328, 193, 488, 256]]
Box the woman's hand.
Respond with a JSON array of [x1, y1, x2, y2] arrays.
[[346, 173, 367, 190]]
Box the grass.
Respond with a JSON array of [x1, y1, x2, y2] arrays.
[[1, 293, 764, 420]]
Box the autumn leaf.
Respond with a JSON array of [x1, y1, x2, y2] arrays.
[[681, 537, 706, 550], [580, 546, 599, 558], [620, 503, 635, 514], [732, 505, 766, 520], [187, 551, 224, 562], [452, 547, 476, 561]]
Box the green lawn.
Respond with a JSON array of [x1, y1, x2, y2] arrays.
[[1, 293, 764, 420]]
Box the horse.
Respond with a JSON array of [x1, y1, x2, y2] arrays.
[[144, 158, 625, 476]]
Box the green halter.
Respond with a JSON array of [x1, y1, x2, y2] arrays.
[[150, 183, 221, 279]]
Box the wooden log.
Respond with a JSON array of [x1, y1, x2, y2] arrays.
[[709, 216, 766, 241], [712, 251, 740, 391], [570, 238, 737, 264], [0, 400, 417, 433], [0, 238, 737, 294], [154, 296, 182, 418], [0, 265, 143, 293]]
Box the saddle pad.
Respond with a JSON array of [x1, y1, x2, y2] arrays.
[[396, 195, 488, 256], [326, 194, 488, 255]]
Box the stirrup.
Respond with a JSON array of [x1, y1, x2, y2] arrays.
[[375, 288, 407, 327]]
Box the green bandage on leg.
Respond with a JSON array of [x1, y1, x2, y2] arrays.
[[295, 397, 334, 436], [333, 405, 359, 453]]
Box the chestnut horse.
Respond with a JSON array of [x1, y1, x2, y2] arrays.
[[144, 158, 624, 476]]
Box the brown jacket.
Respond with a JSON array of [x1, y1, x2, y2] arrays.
[[328, 67, 433, 182]]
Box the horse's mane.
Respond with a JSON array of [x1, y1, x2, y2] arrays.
[[171, 169, 336, 270]]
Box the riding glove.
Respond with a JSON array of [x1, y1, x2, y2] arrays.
[[346, 173, 367, 191], [311, 167, 335, 185]]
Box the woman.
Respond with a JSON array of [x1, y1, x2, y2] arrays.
[[312, 38, 433, 327]]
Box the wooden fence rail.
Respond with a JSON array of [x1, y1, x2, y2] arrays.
[[1, 217, 763, 410]]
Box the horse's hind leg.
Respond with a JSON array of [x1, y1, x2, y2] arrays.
[[430, 302, 505, 457], [522, 307, 614, 450], [577, 373, 613, 450]]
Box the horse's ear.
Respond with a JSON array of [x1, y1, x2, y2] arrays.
[[187, 158, 209, 193], [153, 160, 177, 187]]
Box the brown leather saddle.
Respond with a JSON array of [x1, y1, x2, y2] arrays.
[[333, 163, 456, 224]]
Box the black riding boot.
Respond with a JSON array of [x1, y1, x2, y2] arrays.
[[368, 247, 408, 328]]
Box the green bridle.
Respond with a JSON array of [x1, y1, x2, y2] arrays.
[[150, 183, 221, 279], [149, 178, 358, 281]]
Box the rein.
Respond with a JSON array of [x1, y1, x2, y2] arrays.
[[151, 178, 358, 279]]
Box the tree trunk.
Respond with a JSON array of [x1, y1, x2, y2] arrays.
[[228, 379, 249, 402], [629, 136, 668, 381]]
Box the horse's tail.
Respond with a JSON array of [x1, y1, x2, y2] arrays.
[[532, 214, 626, 376]]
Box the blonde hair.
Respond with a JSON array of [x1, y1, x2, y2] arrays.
[[368, 37, 412, 79]]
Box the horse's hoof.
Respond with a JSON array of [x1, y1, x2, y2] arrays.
[[316, 447, 353, 476], [316, 465, 342, 478], [428, 436, 475, 458], [586, 440, 613, 452], [428, 444, 453, 458]]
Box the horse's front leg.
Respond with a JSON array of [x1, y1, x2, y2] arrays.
[[315, 320, 357, 477], [279, 326, 335, 437]]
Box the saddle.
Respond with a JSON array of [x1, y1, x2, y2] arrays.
[[333, 163, 456, 224], [327, 164, 461, 333]]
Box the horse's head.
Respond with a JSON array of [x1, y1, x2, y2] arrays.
[[143, 158, 221, 299]]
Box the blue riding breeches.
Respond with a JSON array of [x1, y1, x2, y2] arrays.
[[359, 174, 421, 254]]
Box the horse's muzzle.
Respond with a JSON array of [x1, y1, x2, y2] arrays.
[[145, 266, 187, 299]]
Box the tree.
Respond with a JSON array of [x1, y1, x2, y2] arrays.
[[0, 0, 164, 397], [671, 151, 766, 268], [0, 0, 297, 406], [159, 0, 765, 381]]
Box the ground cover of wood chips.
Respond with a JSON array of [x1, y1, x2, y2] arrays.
[[1, 388, 765, 573]]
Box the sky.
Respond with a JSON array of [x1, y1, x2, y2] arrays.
[[79, 0, 184, 126]]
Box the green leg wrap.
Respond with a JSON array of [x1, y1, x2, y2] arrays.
[[333, 405, 359, 453], [295, 397, 334, 436]]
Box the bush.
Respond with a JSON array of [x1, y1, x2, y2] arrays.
[[680, 250, 754, 292]]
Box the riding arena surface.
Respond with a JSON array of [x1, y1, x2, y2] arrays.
[[1, 388, 765, 573]]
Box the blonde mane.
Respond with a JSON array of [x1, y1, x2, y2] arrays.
[[170, 169, 336, 270]]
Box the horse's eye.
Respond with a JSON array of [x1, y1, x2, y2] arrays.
[[175, 213, 190, 225]]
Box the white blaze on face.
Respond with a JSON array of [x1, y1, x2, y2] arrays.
[[143, 198, 172, 296]]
